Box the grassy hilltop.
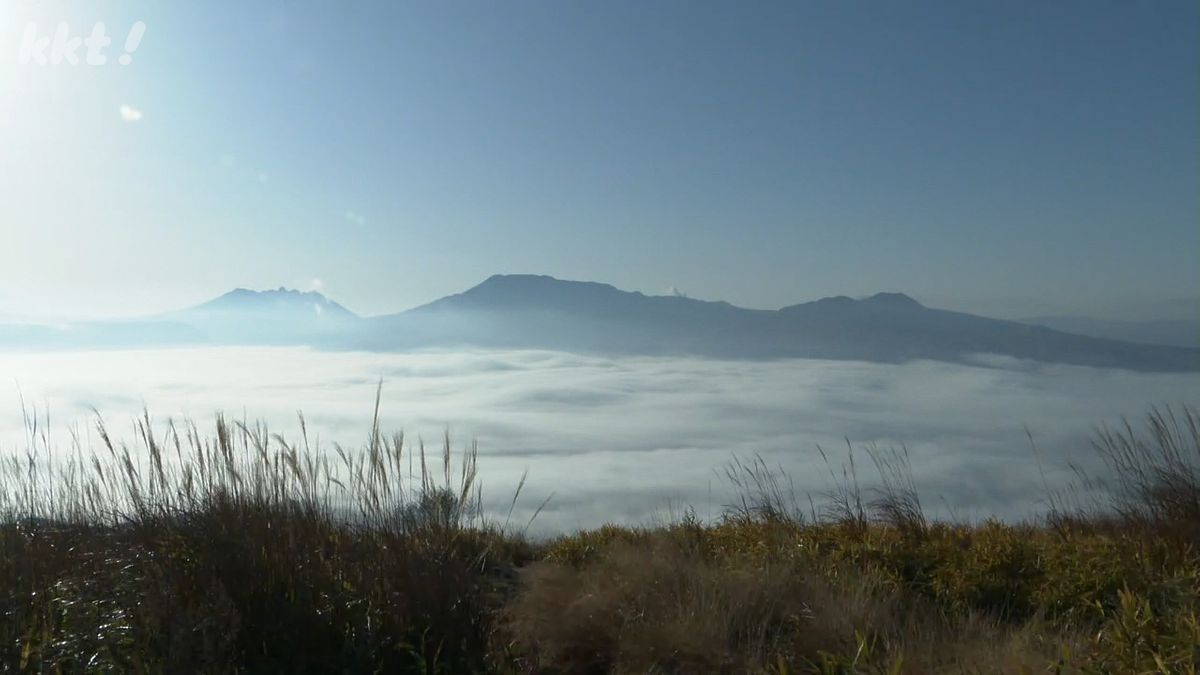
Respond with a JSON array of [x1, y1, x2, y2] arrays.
[[1, 405, 1197, 673]]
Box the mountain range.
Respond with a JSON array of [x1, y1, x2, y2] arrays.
[[0, 274, 1196, 372], [1015, 315, 1198, 350]]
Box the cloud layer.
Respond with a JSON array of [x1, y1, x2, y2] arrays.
[[1, 347, 1196, 532]]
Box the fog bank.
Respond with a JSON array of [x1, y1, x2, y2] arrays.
[[1, 347, 1196, 531]]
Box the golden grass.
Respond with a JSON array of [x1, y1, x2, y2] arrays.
[[1, 401, 1197, 673]]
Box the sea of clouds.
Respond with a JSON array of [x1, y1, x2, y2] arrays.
[[1, 347, 1197, 532]]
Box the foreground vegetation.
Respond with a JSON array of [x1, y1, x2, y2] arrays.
[[1, 401, 1197, 673]]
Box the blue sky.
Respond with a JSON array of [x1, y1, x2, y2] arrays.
[[1, 1, 1196, 319]]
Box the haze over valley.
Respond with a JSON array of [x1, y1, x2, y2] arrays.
[[2, 274, 1196, 370], [2, 274, 1196, 529]]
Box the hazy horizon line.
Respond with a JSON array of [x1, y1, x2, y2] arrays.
[[2, 273, 1198, 325]]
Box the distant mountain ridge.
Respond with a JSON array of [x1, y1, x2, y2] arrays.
[[363, 275, 1200, 371], [166, 287, 361, 345], [1017, 315, 1198, 349], [182, 287, 359, 320], [1, 275, 1197, 372]]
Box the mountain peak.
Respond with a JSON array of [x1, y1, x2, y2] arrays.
[[477, 274, 566, 289], [190, 287, 358, 320], [810, 295, 856, 306], [226, 286, 314, 298], [786, 293, 923, 312], [455, 274, 626, 302], [862, 292, 923, 309]]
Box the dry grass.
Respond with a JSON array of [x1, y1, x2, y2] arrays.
[[504, 533, 816, 673], [504, 530, 1084, 674], [1092, 405, 1200, 546], [1, 388, 535, 672], [1, 402, 1198, 673]]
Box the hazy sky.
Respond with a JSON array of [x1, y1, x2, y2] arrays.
[[1, 1, 1196, 320]]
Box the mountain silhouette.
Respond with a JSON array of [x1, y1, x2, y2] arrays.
[[165, 288, 361, 345], [1017, 315, 1199, 349], [0, 288, 360, 350], [182, 287, 358, 321], [359, 275, 1200, 371], [1, 276, 1197, 371]]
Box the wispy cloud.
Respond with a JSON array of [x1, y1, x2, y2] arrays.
[[344, 211, 367, 226], [119, 104, 143, 122]]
